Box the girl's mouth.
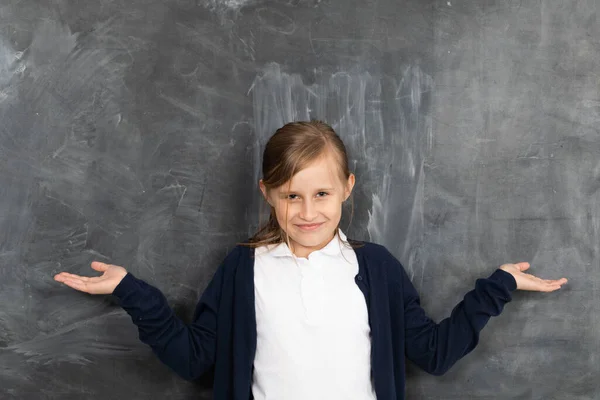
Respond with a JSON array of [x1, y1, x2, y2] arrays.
[[296, 222, 324, 231]]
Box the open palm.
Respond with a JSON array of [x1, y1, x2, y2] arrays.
[[500, 262, 567, 292], [54, 262, 128, 295]]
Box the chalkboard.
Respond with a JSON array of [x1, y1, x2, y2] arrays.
[[0, 0, 596, 399]]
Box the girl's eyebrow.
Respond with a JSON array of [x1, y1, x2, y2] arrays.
[[279, 187, 336, 195]]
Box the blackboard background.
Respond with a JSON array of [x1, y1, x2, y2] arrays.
[[1, 0, 597, 399]]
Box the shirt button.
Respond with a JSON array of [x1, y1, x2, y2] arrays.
[[356, 275, 363, 281]]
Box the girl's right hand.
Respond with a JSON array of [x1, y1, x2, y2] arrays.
[[54, 262, 128, 295]]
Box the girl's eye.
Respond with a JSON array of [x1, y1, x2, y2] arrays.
[[286, 192, 328, 200]]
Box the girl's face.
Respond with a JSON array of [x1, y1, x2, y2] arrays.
[[260, 152, 355, 259]]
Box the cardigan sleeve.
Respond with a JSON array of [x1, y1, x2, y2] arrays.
[[396, 259, 517, 376], [111, 260, 227, 381]]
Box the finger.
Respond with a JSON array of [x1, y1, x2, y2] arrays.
[[541, 284, 563, 292], [59, 278, 92, 293], [67, 274, 92, 282], [526, 284, 554, 292], [85, 276, 105, 283], [525, 273, 566, 284], [531, 276, 568, 285], [523, 274, 544, 284], [91, 261, 110, 272], [537, 281, 566, 292], [519, 274, 567, 291], [516, 262, 530, 272], [544, 278, 568, 285], [54, 272, 86, 281], [59, 275, 88, 285]]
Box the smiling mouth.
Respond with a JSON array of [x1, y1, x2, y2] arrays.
[[296, 222, 324, 231]]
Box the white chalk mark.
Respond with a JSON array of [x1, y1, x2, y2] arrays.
[[159, 92, 206, 119], [201, 0, 253, 13]]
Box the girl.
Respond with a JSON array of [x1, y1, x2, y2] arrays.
[[54, 121, 567, 400]]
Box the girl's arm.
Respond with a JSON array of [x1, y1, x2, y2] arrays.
[[55, 258, 228, 381], [398, 264, 515, 375], [392, 256, 566, 376], [111, 264, 225, 381]]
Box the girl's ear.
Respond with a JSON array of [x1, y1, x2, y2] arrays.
[[344, 173, 356, 201], [259, 180, 272, 205]]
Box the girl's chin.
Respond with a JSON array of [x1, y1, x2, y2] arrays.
[[289, 230, 334, 247]]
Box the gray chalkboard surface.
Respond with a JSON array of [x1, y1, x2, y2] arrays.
[[1, 0, 597, 399]]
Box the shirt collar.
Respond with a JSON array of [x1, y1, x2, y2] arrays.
[[268, 229, 349, 258]]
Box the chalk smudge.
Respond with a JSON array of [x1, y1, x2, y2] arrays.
[[201, 0, 255, 13]]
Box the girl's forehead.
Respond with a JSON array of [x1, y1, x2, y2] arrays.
[[284, 157, 345, 190]]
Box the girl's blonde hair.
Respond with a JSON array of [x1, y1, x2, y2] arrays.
[[241, 120, 359, 249]]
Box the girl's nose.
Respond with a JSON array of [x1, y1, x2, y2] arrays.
[[300, 200, 318, 221]]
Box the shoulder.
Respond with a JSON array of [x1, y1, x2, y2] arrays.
[[350, 240, 411, 289], [349, 239, 400, 265], [225, 243, 254, 265], [210, 242, 255, 278], [228, 242, 254, 257]]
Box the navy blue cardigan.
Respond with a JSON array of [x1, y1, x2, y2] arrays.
[[112, 240, 517, 399]]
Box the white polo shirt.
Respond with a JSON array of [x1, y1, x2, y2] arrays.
[[252, 230, 376, 400]]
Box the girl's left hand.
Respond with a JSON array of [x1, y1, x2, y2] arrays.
[[499, 262, 568, 292]]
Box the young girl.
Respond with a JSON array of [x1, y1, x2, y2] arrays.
[[54, 121, 567, 400]]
